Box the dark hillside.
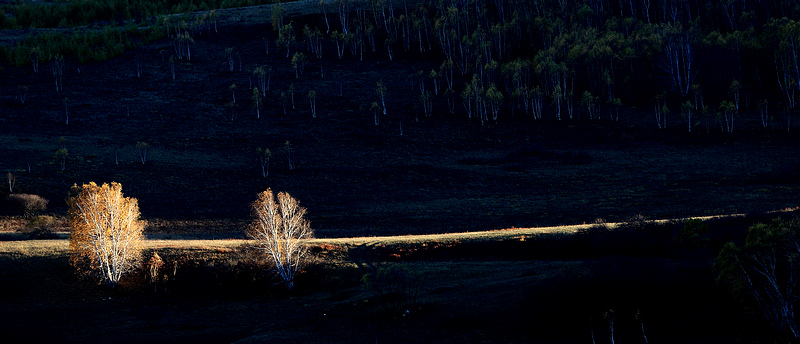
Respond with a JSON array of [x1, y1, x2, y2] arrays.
[[1, 0, 800, 237]]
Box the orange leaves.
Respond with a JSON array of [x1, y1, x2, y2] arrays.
[[67, 182, 145, 288]]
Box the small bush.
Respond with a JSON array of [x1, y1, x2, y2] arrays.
[[616, 214, 649, 231], [679, 219, 710, 248], [146, 252, 165, 292], [21, 215, 57, 239], [362, 264, 422, 309], [5, 193, 48, 218]]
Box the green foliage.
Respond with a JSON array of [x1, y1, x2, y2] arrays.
[[21, 215, 57, 239], [361, 264, 422, 309], [679, 218, 709, 248], [715, 218, 800, 338], [4, 24, 162, 66]]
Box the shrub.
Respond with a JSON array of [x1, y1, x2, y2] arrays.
[[679, 218, 710, 248], [21, 215, 57, 239], [362, 264, 422, 309], [147, 252, 164, 292], [5, 193, 48, 218]]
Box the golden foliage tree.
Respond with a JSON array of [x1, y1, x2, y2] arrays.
[[68, 182, 145, 288], [247, 189, 313, 290]]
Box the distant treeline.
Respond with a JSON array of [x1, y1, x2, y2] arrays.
[[314, 0, 800, 126], [1, 21, 164, 65], [0, 0, 282, 29], [5, 0, 800, 128]]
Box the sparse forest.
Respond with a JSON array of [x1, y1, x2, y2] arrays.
[[4, 0, 800, 128], [3, 0, 800, 343]]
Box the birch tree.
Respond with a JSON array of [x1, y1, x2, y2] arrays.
[[136, 142, 148, 165], [254, 66, 271, 96], [29, 46, 39, 73], [681, 100, 694, 132], [720, 100, 736, 134], [376, 80, 387, 115], [271, 1, 286, 31], [284, 141, 297, 170], [716, 218, 800, 339], [257, 147, 271, 178], [308, 90, 317, 118], [7, 172, 15, 193], [371, 101, 380, 125], [247, 189, 313, 290], [16, 86, 28, 105], [68, 182, 145, 288], [51, 54, 64, 92], [759, 99, 769, 128], [291, 52, 306, 78], [252, 87, 263, 119], [226, 47, 235, 72], [277, 23, 295, 58], [55, 148, 68, 171], [660, 26, 695, 97]]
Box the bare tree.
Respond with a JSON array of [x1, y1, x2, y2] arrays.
[[247, 189, 313, 290], [7, 172, 16, 193], [307, 90, 317, 118], [319, 0, 331, 33], [51, 54, 64, 92], [376, 80, 387, 115], [605, 309, 615, 344], [226, 47, 235, 72], [759, 99, 770, 128], [337, 0, 351, 34], [173, 32, 194, 60], [252, 87, 263, 119], [226, 101, 238, 121], [284, 141, 297, 170], [371, 101, 380, 125], [660, 27, 695, 97], [68, 182, 145, 288], [64, 97, 69, 125], [15, 86, 28, 105], [720, 100, 736, 134], [257, 148, 271, 178], [136, 142, 149, 165], [169, 55, 176, 80], [289, 83, 296, 109], [636, 309, 648, 343], [29, 47, 40, 73], [681, 100, 694, 132], [135, 55, 144, 78]]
